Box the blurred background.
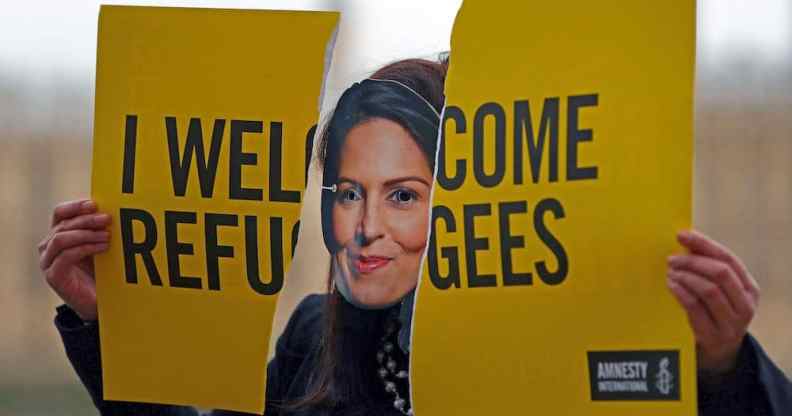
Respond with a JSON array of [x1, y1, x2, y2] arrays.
[[0, 0, 789, 414]]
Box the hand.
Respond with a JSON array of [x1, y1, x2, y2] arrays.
[[666, 229, 760, 375], [39, 199, 111, 321]]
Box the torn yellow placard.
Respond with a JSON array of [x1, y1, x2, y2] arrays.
[[91, 6, 337, 412], [412, 0, 696, 414]]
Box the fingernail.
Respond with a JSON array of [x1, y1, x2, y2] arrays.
[[99, 231, 110, 239], [667, 255, 680, 266], [94, 213, 111, 223], [667, 269, 679, 281], [81, 200, 97, 212]]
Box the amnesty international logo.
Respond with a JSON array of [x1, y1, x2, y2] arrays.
[[656, 357, 674, 396], [587, 350, 680, 401]]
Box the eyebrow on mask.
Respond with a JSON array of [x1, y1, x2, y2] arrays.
[[338, 176, 432, 188], [337, 177, 360, 187], [383, 176, 431, 188], [337, 176, 431, 188]]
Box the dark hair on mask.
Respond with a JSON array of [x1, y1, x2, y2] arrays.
[[317, 57, 447, 173]]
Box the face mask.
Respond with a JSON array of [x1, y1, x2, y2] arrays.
[[322, 78, 438, 356]]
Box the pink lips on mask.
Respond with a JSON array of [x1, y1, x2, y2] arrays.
[[354, 255, 392, 274]]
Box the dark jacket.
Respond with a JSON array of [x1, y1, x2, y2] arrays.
[[55, 294, 792, 415]]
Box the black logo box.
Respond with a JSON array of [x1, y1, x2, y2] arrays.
[[587, 350, 680, 401]]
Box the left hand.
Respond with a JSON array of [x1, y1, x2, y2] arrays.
[[666, 229, 760, 375]]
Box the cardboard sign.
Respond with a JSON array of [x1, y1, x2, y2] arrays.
[[411, 1, 697, 414], [91, 6, 337, 412]]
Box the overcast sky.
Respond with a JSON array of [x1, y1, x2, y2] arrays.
[[0, 0, 788, 120], [699, 0, 790, 64], [1, 0, 789, 77], [0, 0, 462, 81], [0, 0, 464, 136]]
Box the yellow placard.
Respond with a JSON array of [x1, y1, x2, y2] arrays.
[[91, 6, 337, 412], [412, 1, 696, 414]]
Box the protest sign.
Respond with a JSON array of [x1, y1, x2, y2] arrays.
[[91, 6, 337, 412], [411, 1, 697, 414]]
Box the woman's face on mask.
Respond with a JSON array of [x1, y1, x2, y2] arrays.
[[332, 117, 433, 308]]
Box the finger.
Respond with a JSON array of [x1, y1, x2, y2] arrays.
[[37, 235, 50, 254], [46, 243, 108, 288], [669, 269, 741, 340], [55, 213, 112, 233], [51, 199, 95, 227], [39, 230, 59, 255], [41, 212, 111, 256], [40, 230, 110, 270], [666, 276, 718, 341], [668, 253, 754, 320], [677, 230, 758, 296]]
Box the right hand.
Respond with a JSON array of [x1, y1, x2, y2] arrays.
[[39, 199, 111, 321]]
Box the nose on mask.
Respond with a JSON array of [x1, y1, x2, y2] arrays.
[[353, 228, 368, 247], [352, 203, 384, 247]]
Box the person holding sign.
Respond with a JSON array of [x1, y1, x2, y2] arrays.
[[42, 58, 790, 415]]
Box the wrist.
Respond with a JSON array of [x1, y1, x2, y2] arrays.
[[55, 304, 98, 330], [697, 338, 743, 376]]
